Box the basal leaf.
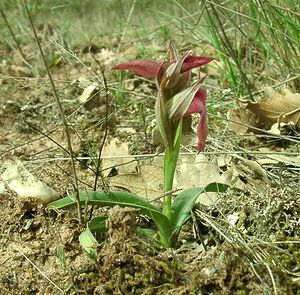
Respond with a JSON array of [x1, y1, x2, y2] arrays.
[[171, 183, 229, 234], [88, 216, 107, 232], [48, 191, 173, 248], [48, 191, 161, 214], [79, 215, 107, 256]]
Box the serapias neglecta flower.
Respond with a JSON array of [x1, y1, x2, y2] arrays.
[[112, 41, 213, 152]]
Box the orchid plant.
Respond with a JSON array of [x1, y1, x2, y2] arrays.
[[112, 41, 213, 220], [48, 41, 227, 253]]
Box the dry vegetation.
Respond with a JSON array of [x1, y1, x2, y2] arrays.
[[0, 1, 299, 294]]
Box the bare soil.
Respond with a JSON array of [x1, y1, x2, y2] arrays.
[[0, 41, 299, 295]]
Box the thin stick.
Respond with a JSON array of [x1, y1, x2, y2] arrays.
[[24, 1, 82, 223], [13, 246, 64, 293], [148, 188, 182, 203], [0, 8, 30, 67], [91, 56, 109, 191], [88, 54, 110, 220]]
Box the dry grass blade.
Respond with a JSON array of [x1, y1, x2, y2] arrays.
[[0, 9, 30, 66]]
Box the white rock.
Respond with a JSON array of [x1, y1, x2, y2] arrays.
[[2, 160, 60, 204], [0, 181, 5, 194], [227, 213, 239, 226]]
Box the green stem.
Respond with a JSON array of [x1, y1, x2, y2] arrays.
[[162, 120, 183, 221]]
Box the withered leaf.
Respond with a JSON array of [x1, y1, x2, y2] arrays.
[[245, 87, 300, 130]]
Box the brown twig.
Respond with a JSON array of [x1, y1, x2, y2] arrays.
[[90, 56, 110, 192], [24, 1, 82, 223], [88, 53, 110, 220]]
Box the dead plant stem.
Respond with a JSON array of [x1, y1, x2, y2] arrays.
[[89, 54, 110, 220], [24, 1, 82, 223], [91, 56, 109, 192], [13, 246, 64, 293]]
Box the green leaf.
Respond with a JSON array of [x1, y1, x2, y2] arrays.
[[171, 183, 229, 234], [48, 190, 161, 213], [88, 216, 107, 233], [79, 216, 107, 258], [48, 191, 173, 248], [136, 227, 157, 240], [79, 228, 97, 257], [79, 216, 107, 257]]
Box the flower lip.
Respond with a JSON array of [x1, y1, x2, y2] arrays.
[[185, 88, 208, 153]]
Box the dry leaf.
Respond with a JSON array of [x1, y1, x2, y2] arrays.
[[77, 83, 102, 110], [109, 154, 232, 205], [246, 87, 300, 129], [229, 87, 300, 135], [245, 87, 300, 130], [227, 108, 256, 135], [174, 154, 232, 205], [101, 138, 138, 177], [109, 157, 163, 200], [174, 154, 231, 188], [242, 160, 268, 182], [230, 161, 268, 194]]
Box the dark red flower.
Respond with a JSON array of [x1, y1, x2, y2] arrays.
[[112, 41, 213, 152]]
